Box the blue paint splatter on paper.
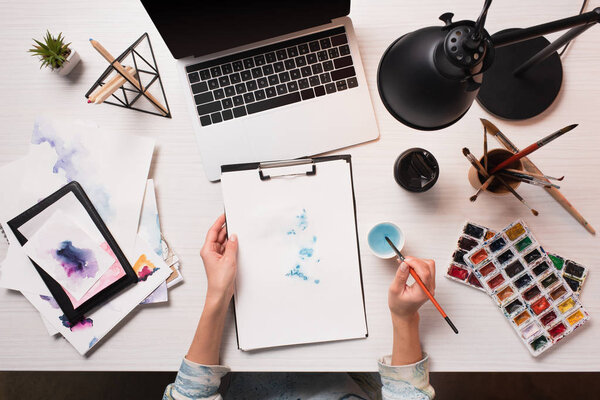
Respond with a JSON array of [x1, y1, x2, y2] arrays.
[[52, 241, 99, 280], [299, 247, 314, 259], [32, 119, 113, 219], [89, 337, 99, 348], [40, 295, 60, 309], [284, 209, 320, 284], [286, 265, 309, 280], [296, 209, 308, 231]]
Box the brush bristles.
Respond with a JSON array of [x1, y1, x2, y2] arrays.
[[470, 195, 478, 202], [531, 209, 539, 216]]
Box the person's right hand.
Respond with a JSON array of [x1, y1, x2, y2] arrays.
[[199, 214, 238, 306], [388, 257, 436, 321]]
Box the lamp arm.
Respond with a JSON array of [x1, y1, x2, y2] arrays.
[[492, 7, 600, 48]]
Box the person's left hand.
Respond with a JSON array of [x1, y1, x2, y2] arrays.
[[199, 214, 238, 305]]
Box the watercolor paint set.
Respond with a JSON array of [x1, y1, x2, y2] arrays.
[[548, 253, 589, 296], [447, 222, 590, 300], [464, 220, 590, 356], [446, 222, 496, 291]]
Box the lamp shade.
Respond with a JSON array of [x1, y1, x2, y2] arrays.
[[377, 25, 484, 131]]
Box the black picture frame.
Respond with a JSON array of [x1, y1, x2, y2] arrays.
[[7, 181, 138, 324]]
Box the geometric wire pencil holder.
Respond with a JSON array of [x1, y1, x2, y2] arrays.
[[85, 33, 171, 118]]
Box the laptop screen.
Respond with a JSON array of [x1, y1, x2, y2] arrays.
[[141, 0, 351, 59]]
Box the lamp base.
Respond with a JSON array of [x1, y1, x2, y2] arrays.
[[476, 29, 563, 120]]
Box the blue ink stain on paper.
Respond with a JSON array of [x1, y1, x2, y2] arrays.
[[53, 241, 99, 280], [32, 119, 113, 219], [89, 337, 99, 348], [40, 295, 60, 309], [299, 247, 314, 259], [284, 209, 320, 284], [286, 265, 308, 281], [296, 209, 308, 231]]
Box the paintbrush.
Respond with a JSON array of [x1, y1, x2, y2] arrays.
[[481, 119, 595, 235], [384, 236, 458, 334], [483, 125, 489, 172], [470, 175, 495, 202], [499, 171, 560, 189], [463, 148, 539, 216], [502, 168, 564, 182], [489, 124, 578, 174]]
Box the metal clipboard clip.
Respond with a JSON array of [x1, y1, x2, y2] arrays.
[[258, 158, 317, 181]]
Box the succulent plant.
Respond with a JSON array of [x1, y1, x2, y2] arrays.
[[29, 31, 72, 70]]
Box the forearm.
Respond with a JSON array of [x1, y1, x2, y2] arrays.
[[391, 313, 422, 365], [186, 295, 230, 365]]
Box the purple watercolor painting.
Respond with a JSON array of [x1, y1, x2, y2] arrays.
[[23, 211, 114, 300], [53, 240, 99, 279]]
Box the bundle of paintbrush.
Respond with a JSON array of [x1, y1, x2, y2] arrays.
[[446, 220, 590, 356], [462, 120, 595, 233]]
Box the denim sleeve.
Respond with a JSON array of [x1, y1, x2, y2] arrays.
[[378, 353, 435, 400], [163, 357, 230, 400]]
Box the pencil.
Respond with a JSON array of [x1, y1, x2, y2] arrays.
[[93, 66, 135, 104], [480, 118, 595, 235], [489, 124, 578, 174], [463, 148, 539, 216], [89, 38, 168, 115], [385, 236, 459, 334]]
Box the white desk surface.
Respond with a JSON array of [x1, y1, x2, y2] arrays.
[[0, 0, 599, 372]]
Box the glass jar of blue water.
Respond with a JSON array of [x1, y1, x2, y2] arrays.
[[368, 222, 403, 258]]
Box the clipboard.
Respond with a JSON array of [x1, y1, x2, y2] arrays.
[[7, 181, 138, 324], [221, 155, 368, 351]]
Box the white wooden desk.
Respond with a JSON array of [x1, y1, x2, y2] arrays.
[[0, 0, 599, 371]]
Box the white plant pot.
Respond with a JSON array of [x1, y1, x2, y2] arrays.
[[57, 49, 81, 76]]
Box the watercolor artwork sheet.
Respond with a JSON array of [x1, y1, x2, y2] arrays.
[[138, 179, 168, 304], [17, 116, 154, 253], [21, 236, 171, 355], [221, 157, 367, 351], [22, 210, 114, 300]]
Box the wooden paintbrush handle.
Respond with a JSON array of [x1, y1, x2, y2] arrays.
[[520, 157, 595, 234]]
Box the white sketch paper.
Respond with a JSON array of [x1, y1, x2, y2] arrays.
[[138, 179, 168, 304], [221, 159, 367, 350]]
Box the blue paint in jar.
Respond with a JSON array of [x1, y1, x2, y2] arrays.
[[368, 222, 402, 258]]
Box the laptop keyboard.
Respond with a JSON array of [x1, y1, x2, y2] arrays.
[[185, 27, 358, 127]]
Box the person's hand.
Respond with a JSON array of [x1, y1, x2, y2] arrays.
[[388, 256, 436, 322], [199, 214, 238, 306]]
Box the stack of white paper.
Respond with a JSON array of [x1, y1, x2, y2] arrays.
[[0, 117, 183, 355]]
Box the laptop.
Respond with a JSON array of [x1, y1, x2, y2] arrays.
[[141, 0, 379, 181]]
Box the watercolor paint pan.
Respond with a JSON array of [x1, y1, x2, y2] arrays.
[[445, 222, 496, 291], [465, 220, 590, 357], [548, 253, 589, 296]]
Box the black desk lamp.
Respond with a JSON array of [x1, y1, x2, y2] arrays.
[[377, 1, 600, 131]]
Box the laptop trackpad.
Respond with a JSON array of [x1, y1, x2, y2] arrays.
[[243, 96, 371, 162]]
